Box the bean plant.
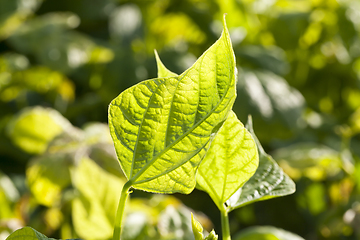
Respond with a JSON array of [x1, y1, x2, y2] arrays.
[[5, 15, 299, 240]]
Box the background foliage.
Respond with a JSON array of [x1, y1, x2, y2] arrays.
[[1, 0, 360, 239]]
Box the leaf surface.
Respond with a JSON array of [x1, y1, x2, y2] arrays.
[[72, 157, 124, 240], [226, 117, 295, 211], [196, 111, 258, 209], [191, 212, 204, 240], [108, 16, 236, 194], [6, 227, 58, 240], [233, 226, 305, 240], [6, 107, 72, 154]]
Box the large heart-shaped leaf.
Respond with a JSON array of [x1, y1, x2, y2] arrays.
[[5, 226, 80, 240], [108, 16, 236, 194], [226, 116, 295, 211]]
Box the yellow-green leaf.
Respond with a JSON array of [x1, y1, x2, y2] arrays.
[[196, 111, 259, 210], [6, 107, 72, 154], [72, 157, 124, 240], [108, 16, 236, 194], [191, 212, 204, 240]]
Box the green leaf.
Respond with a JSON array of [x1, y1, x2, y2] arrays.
[[196, 111, 259, 210], [26, 154, 72, 207], [6, 107, 72, 154], [233, 226, 305, 240], [191, 212, 204, 240], [205, 230, 218, 240], [6, 227, 56, 240], [226, 116, 295, 211], [108, 16, 236, 194], [72, 157, 124, 240]]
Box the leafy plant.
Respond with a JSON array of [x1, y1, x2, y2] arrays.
[[5, 14, 299, 240]]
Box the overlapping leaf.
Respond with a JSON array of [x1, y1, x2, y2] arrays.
[[155, 39, 258, 210], [196, 111, 258, 209], [226, 117, 295, 211], [108, 16, 236, 194]]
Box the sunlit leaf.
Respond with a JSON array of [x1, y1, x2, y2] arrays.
[[26, 154, 72, 207], [191, 212, 204, 240], [233, 226, 305, 240], [6, 107, 73, 154], [226, 116, 295, 211], [196, 111, 258, 209], [72, 157, 124, 240], [108, 16, 236, 194]]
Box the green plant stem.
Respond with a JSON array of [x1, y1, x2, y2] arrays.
[[113, 181, 132, 240], [220, 206, 231, 240]]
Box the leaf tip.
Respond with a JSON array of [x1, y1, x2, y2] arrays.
[[222, 13, 228, 30]]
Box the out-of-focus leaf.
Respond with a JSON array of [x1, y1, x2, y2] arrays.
[[148, 13, 206, 49], [6, 107, 73, 154], [196, 111, 258, 210], [158, 205, 195, 240], [108, 16, 236, 194], [0, 53, 29, 72], [5, 226, 79, 240], [8, 12, 114, 73], [236, 45, 290, 75], [226, 117, 295, 211], [273, 143, 342, 181], [233, 226, 305, 240], [72, 157, 124, 240], [124, 195, 212, 240], [83, 123, 123, 177], [0, 0, 43, 40], [234, 69, 305, 142], [0, 170, 19, 218], [121, 211, 148, 240], [26, 154, 72, 207]]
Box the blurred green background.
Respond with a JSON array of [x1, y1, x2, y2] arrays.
[[1, 0, 360, 239]]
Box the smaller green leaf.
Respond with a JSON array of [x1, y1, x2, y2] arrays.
[[233, 226, 304, 240], [205, 230, 218, 240], [6, 227, 56, 240], [191, 212, 204, 240], [196, 111, 259, 210], [226, 116, 295, 211]]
